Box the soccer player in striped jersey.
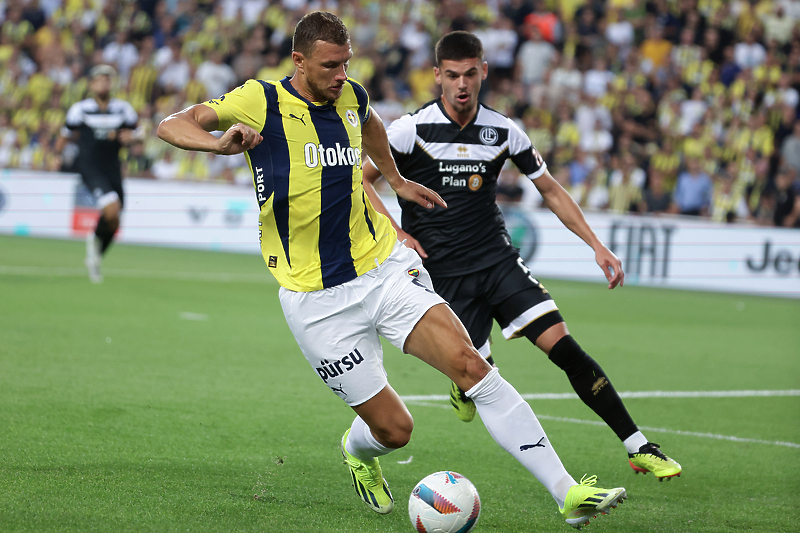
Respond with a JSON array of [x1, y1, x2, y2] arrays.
[[157, 13, 627, 528], [56, 65, 139, 283], [363, 31, 682, 484]]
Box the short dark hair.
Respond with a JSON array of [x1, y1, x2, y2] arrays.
[[434, 31, 484, 66], [292, 11, 349, 57]]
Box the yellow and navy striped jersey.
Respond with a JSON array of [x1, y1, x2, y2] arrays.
[[204, 77, 397, 292]]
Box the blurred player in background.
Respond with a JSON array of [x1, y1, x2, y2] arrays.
[[363, 31, 682, 481], [157, 11, 628, 529], [56, 65, 139, 283]]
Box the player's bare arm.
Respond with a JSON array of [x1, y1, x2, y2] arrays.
[[157, 103, 262, 155], [362, 160, 429, 258], [361, 108, 447, 211], [116, 128, 141, 145], [534, 167, 624, 289]]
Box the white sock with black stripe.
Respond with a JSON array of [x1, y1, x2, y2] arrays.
[[345, 415, 396, 461], [467, 368, 576, 507]]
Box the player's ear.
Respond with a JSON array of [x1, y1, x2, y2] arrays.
[[481, 61, 488, 80], [292, 51, 305, 72], [433, 66, 441, 84]]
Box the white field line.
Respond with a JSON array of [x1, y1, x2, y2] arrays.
[[0, 265, 272, 283], [402, 389, 800, 449], [402, 390, 800, 402]]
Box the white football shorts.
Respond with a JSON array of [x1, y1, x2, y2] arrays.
[[279, 242, 446, 406]]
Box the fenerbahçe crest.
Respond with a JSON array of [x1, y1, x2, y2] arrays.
[[407, 268, 420, 278], [345, 109, 358, 127]]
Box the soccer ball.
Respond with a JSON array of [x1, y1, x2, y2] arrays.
[[408, 471, 481, 533]]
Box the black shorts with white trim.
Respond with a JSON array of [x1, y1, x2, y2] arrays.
[[430, 254, 563, 351]]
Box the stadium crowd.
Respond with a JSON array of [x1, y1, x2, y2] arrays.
[[1, 0, 800, 227]]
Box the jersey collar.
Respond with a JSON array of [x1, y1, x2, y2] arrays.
[[281, 76, 335, 109], [436, 98, 482, 129]]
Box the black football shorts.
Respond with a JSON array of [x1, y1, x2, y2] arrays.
[[430, 254, 563, 353]]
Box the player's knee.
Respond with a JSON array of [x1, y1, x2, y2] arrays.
[[373, 417, 413, 449], [103, 202, 122, 223], [450, 345, 491, 391], [547, 335, 598, 374]]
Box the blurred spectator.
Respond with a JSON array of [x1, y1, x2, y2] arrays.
[[568, 147, 593, 187], [522, 109, 554, 161], [670, 157, 713, 216], [780, 120, 800, 174], [124, 140, 154, 179], [102, 30, 139, 82], [733, 28, 766, 70], [195, 49, 237, 99], [496, 165, 525, 204], [571, 167, 609, 211], [609, 152, 646, 189], [650, 136, 682, 187], [773, 165, 800, 227], [0, 0, 796, 230], [607, 154, 643, 214], [719, 45, 742, 86], [702, 26, 725, 65], [679, 87, 708, 135], [157, 39, 191, 93], [672, 27, 702, 72], [523, 7, 561, 45], [371, 79, 407, 127], [639, 22, 672, 75], [474, 15, 517, 82], [399, 19, 431, 70], [232, 26, 266, 83], [583, 56, 614, 98], [574, 5, 601, 53], [554, 101, 580, 149], [545, 52, 582, 107], [579, 116, 613, 158], [515, 25, 556, 88], [604, 6, 635, 60], [639, 168, 672, 214], [151, 149, 179, 180], [760, 4, 795, 46], [709, 169, 748, 223], [744, 158, 773, 224]]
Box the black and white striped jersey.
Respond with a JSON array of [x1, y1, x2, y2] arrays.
[[63, 97, 138, 183], [386, 99, 546, 276]]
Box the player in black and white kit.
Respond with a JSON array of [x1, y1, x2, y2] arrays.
[[363, 31, 682, 481], [56, 65, 138, 282]]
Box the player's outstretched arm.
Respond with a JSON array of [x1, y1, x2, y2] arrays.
[[363, 159, 428, 258], [361, 108, 447, 212], [157, 104, 262, 155], [533, 169, 624, 289]]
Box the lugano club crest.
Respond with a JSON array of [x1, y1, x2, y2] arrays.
[[479, 126, 498, 145]]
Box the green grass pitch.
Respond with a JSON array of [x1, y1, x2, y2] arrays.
[[1, 234, 799, 532]]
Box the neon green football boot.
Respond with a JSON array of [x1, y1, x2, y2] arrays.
[[340, 429, 394, 514], [450, 380, 476, 422], [559, 474, 627, 529], [629, 442, 682, 481]]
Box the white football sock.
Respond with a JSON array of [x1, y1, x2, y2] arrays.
[[345, 415, 396, 462], [623, 431, 648, 454], [466, 368, 576, 507]]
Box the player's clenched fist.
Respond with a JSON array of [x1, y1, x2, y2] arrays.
[[217, 123, 262, 155]]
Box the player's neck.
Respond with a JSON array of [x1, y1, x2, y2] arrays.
[[441, 98, 477, 128], [94, 95, 110, 110], [289, 74, 326, 105]]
